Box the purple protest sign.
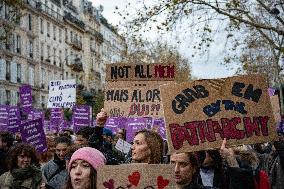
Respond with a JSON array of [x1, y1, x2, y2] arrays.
[[144, 117, 153, 130], [152, 118, 166, 140], [59, 120, 71, 132], [72, 105, 91, 132], [20, 118, 48, 153], [19, 85, 33, 114], [126, 118, 147, 143], [105, 117, 122, 134], [8, 106, 20, 133], [49, 108, 63, 130], [268, 88, 276, 97], [0, 105, 9, 131], [28, 109, 44, 121]]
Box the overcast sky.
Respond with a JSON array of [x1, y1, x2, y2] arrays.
[[90, 0, 238, 79]]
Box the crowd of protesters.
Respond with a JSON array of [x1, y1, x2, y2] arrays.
[[0, 109, 283, 189]]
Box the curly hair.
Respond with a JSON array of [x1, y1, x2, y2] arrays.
[[135, 129, 163, 164], [7, 143, 39, 170]]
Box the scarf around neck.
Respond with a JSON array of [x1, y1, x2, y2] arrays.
[[10, 165, 42, 189]]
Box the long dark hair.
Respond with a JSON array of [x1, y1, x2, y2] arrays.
[[64, 167, 97, 189], [7, 143, 39, 170], [134, 130, 163, 164]]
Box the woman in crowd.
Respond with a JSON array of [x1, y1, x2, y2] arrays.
[[131, 129, 164, 164], [63, 147, 106, 189], [0, 143, 42, 189]]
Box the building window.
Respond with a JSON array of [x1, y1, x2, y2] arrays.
[[40, 18, 44, 34], [17, 64, 21, 83], [16, 35, 21, 54], [41, 68, 45, 88], [59, 29, 62, 43], [53, 25, 56, 40], [40, 42, 44, 61], [28, 14, 32, 31], [53, 48, 56, 65], [65, 49, 68, 65], [16, 92, 19, 105], [47, 45, 50, 62], [6, 90, 10, 105], [59, 50, 62, 67], [29, 41, 33, 58], [66, 72, 68, 79], [41, 96, 45, 108], [29, 65, 35, 86], [6, 60, 10, 81], [70, 31, 73, 40], [47, 22, 50, 37]]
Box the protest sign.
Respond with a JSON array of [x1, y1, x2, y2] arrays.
[[126, 118, 147, 143], [97, 164, 175, 189], [8, 106, 20, 133], [270, 95, 281, 123], [160, 74, 278, 153], [19, 85, 32, 113], [105, 117, 124, 133], [152, 118, 167, 140], [0, 105, 9, 131], [115, 138, 132, 154], [106, 63, 175, 82], [47, 79, 76, 108], [104, 81, 172, 118], [72, 105, 91, 132], [20, 118, 47, 153]]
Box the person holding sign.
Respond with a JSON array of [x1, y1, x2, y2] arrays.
[[0, 143, 42, 189], [131, 129, 164, 164], [63, 147, 106, 189]]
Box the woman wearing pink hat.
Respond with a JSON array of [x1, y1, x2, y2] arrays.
[[63, 147, 106, 189]]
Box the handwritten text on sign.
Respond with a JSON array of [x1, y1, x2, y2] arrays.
[[47, 79, 76, 108], [160, 75, 277, 153], [104, 81, 170, 118], [106, 63, 175, 81]]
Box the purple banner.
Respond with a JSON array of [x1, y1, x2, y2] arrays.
[[19, 85, 33, 114], [59, 120, 71, 132], [8, 106, 21, 133], [72, 105, 91, 132], [20, 118, 47, 153], [126, 118, 147, 143], [0, 105, 9, 131], [105, 117, 122, 134], [152, 118, 166, 140]]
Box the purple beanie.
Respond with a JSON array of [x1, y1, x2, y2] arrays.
[[68, 147, 106, 171]]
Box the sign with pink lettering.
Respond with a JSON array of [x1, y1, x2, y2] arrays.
[[97, 164, 175, 189], [160, 74, 278, 153]]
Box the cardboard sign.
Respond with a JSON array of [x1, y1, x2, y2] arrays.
[[47, 79, 76, 108], [104, 81, 172, 118], [97, 164, 175, 189], [160, 74, 278, 153], [106, 63, 175, 82], [270, 95, 281, 123], [20, 118, 48, 153], [19, 85, 33, 113], [115, 138, 132, 154]]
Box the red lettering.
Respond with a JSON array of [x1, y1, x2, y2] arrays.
[[243, 117, 261, 137], [185, 122, 199, 145], [169, 123, 184, 150], [259, 116, 269, 136]]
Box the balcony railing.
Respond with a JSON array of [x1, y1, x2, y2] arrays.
[[35, 2, 63, 21], [68, 58, 83, 72], [70, 37, 82, 50], [63, 12, 85, 30]]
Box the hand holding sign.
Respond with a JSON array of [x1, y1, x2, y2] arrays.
[[219, 138, 239, 167], [96, 108, 108, 127]]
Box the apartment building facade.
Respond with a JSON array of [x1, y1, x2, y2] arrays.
[[0, 0, 127, 108]]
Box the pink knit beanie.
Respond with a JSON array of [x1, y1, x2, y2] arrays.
[[68, 147, 106, 171]]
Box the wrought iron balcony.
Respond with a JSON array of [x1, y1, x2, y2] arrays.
[[70, 37, 82, 50], [68, 57, 84, 72], [63, 12, 85, 30]]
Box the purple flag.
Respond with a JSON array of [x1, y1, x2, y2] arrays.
[[0, 105, 9, 131], [20, 118, 47, 153], [126, 118, 147, 143], [19, 85, 33, 114], [72, 105, 91, 132], [8, 106, 21, 133]]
